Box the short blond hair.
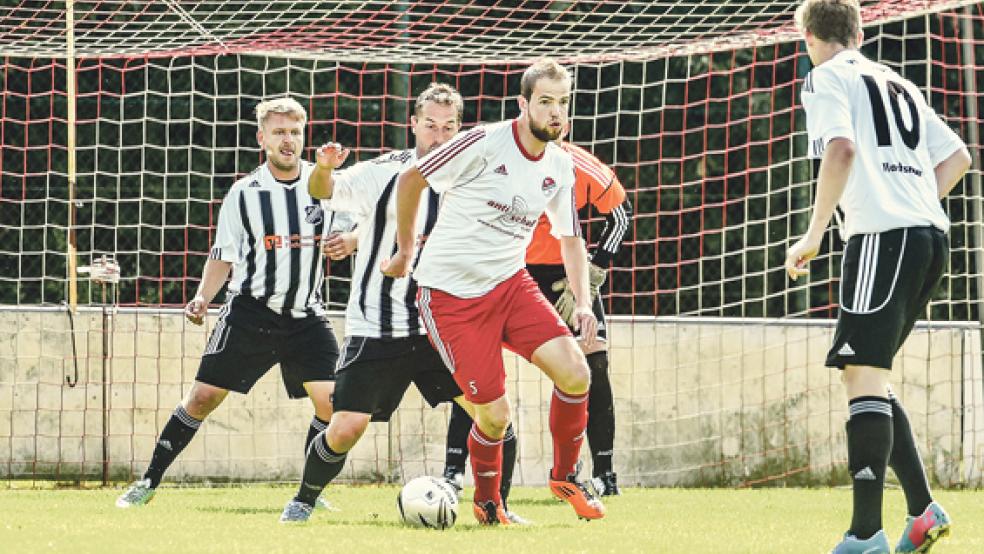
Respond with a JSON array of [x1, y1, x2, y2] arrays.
[[414, 82, 464, 122], [520, 58, 572, 100], [255, 96, 307, 128], [795, 0, 861, 47]]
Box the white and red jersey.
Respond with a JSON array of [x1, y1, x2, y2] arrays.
[[411, 119, 579, 298], [802, 49, 965, 239]]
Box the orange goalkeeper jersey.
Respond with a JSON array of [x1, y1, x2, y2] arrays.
[[526, 142, 628, 266]]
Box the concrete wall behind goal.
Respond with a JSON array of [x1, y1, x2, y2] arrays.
[[1, 308, 981, 488]]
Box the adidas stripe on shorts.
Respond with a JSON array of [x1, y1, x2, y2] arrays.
[[825, 226, 947, 370]]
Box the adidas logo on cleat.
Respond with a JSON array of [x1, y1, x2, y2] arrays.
[[854, 466, 876, 481], [838, 343, 855, 356]]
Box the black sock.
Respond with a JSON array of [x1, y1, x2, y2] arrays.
[[444, 402, 471, 475], [846, 396, 893, 540], [294, 430, 347, 506], [143, 404, 202, 488], [888, 393, 933, 516], [500, 424, 517, 507], [305, 415, 330, 455], [585, 351, 615, 476]]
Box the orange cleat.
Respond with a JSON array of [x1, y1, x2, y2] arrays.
[[550, 477, 606, 520], [473, 500, 511, 526]]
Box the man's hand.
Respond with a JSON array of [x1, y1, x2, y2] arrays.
[[572, 305, 598, 348], [315, 142, 350, 170], [184, 294, 207, 326], [785, 233, 823, 281], [381, 250, 412, 278], [323, 232, 357, 261]]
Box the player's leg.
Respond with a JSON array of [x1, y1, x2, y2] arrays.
[[582, 294, 619, 496], [281, 336, 410, 522], [279, 318, 339, 454], [281, 410, 371, 523], [502, 270, 602, 520], [115, 381, 229, 508], [117, 304, 277, 508], [301, 381, 335, 453], [530, 263, 619, 496], [277, 317, 340, 512], [840, 364, 893, 546], [890, 228, 951, 553], [418, 286, 511, 525], [829, 228, 944, 553], [468, 395, 512, 525], [443, 402, 471, 493], [301, 380, 338, 511]]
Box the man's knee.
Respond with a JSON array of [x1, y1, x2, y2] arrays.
[[555, 351, 590, 395], [326, 412, 370, 453], [182, 382, 227, 419], [474, 398, 511, 438]]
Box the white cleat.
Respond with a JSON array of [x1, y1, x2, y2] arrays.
[[116, 478, 156, 508]]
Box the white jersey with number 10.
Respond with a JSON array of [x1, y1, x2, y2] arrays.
[[802, 49, 965, 239]]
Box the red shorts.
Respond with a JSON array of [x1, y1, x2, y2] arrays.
[[417, 269, 572, 404]]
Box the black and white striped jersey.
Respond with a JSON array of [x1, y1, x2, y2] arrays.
[[326, 149, 440, 338], [209, 161, 331, 318]]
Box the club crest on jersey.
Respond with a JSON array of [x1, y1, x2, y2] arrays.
[[304, 205, 324, 225], [541, 176, 556, 195]]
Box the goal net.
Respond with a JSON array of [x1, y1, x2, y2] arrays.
[[1, 0, 982, 488]]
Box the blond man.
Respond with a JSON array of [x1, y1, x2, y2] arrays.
[[117, 97, 339, 508]]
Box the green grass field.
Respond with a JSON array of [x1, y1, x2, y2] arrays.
[[2, 485, 981, 553]]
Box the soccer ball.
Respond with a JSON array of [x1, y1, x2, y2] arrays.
[[397, 476, 459, 529]]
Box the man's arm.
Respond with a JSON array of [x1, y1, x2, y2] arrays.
[[381, 166, 429, 277], [560, 235, 597, 347], [309, 142, 350, 200], [936, 147, 972, 199], [784, 137, 855, 281], [590, 198, 632, 268], [185, 259, 233, 325]]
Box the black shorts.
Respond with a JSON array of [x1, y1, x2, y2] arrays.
[[332, 334, 462, 422], [196, 296, 339, 399], [826, 226, 947, 370], [527, 264, 608, 342]]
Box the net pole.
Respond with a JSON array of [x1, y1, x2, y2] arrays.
[[66, 0, 78, 312], [960, 5, 984, 393]]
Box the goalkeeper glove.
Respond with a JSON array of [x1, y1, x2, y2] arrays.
[[550, 263, 606, 326]]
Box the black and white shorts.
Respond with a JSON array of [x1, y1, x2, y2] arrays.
[[527, 264, 608, 342], [196, 296, 339, 399], [826, 226, 947, 370], [331, 334, 462, 422]]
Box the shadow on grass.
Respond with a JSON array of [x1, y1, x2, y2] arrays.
[[196, 505, 571, 530]]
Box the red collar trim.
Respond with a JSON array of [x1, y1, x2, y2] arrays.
[[512, 119, 545, 162]]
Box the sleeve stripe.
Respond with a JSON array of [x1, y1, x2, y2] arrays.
[[600, 203, 630, 253], [570, 149, 614, 186], [418, 128, 485, 177]]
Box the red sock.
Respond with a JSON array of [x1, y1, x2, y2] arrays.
[[550, 387, 589, 481], [468, 424, 503, 505]]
